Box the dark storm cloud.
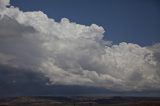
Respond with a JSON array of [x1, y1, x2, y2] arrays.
[[0, 64, 47, 96], [0, 65, 160, 97], [0, 65, 115, 97]]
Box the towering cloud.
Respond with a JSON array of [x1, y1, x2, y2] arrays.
[[0, 0, 160, 91]]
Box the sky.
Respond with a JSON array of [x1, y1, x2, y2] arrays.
[[0, 0, 160, 97], [11, 0, 160, 46]]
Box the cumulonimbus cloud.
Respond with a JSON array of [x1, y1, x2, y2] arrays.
[[0, 0, 160, 91]]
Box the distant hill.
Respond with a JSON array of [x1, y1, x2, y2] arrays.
[[0, 96, 160, 106]]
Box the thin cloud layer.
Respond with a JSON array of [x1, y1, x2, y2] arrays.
[[0, 0, 160, 91]]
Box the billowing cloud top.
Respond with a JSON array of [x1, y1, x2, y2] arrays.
[[0, 0, 160, 91]]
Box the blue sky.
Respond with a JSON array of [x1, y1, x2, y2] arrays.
[[11, 0, 160, 46]]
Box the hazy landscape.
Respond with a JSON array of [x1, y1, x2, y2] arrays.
[[0, 96, 160, 106]]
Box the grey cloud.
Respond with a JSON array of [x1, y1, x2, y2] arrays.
[[0, 16, 41, 69], [0, 15, 35, 38]]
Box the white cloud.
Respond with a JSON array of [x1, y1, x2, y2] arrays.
[[0, 0, 160, 91], [0, 0, 10, 10]]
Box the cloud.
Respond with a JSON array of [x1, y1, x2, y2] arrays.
[[0, 0, 160, 91], [0, 0, 10, 10]]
